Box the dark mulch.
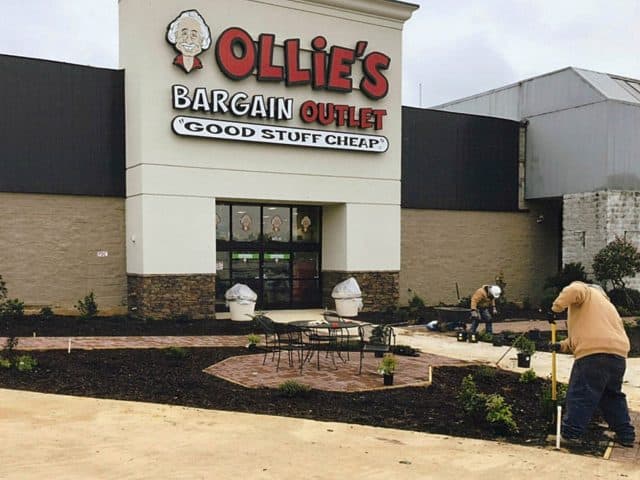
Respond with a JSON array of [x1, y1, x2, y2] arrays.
[[0, 315, 255, 337], [0, 346, 608, 455]]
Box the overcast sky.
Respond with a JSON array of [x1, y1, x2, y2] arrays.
[[0, 0, 639, 107]]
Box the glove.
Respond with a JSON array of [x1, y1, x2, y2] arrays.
[[470, 310, 480, 319], [492, 308, 498, 315], [549, 342, 562, 353]]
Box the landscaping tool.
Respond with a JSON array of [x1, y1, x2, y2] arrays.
[[549, 317, 561, 449], [494, 330, 529, 367]]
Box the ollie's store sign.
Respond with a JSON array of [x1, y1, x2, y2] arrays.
[[166, 10, 390, 153]]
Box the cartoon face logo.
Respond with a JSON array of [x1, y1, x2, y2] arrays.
[[240, 214, 252, 232], [166, 10, 211, 73], [300, 215, 312, 233], [271, 215, 283, 233]]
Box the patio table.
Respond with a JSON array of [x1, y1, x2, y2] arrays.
[[289, 319, 363, 369]]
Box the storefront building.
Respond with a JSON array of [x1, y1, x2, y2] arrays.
[[121, 0, 418, 318]]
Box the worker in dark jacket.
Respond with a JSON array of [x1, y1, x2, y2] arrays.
[[469, 285, 501, 334], [550, 281, 635, 447]]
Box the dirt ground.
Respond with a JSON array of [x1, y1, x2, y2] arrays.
[[1, 388, 637, 480], [0, 346, 611, 455]]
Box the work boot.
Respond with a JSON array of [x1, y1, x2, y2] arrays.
[[559, 435, 583, 448], [614, 435, 636, 448]]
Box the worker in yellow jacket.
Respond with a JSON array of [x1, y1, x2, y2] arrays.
[[469, 285, 501, 335], [550, 281, 635, 447]]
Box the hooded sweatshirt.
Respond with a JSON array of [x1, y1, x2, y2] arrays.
[[551, 281, 630, 359]]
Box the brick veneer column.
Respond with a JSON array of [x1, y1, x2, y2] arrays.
[[322, 271, 399, 312], [127, 274, 215, 319]]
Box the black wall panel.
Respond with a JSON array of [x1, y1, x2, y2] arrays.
[[402, 107, 520, 211], [0, 55, 125, 197]]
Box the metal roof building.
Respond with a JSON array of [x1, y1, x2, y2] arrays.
[[434, 67, 640, 289]]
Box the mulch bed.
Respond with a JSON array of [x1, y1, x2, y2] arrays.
[[0, 346, 609, 455], [0, 315, 255, 337]]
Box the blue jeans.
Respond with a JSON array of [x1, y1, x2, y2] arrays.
[[562, 353, 635, 443], [470, 308, 492, 334]]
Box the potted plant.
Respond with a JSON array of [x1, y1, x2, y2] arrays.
[[512, 335, 536, 368], [246, 333, 261, 350], [370, 325, 386, 357], [377, 354, 398, 386]]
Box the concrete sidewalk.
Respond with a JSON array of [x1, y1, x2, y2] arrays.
[[1, 388, 637, 479]]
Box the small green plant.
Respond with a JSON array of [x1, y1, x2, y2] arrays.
[[39, 306, 55, 321], [164, 346, 190, 359], [541, 379, 569, 417], [474, 365, 497, 380], [519, 369, 537, 383], [457, 295, 471, 308], [377, 354, 397, 375], [458, 374, 484, 416], [76, 292, 98, 319], [277, 380, 311, 397], [484, 394, 518, 433], [0, 357, 11, 368], [0, 298, 25, 319], [4, 337, 19, 356], [15, 354, 37, 372], [512, 335, 536, 355], [247, 333, 261, 345], [476, 331, 493, 343], [407, 290, 426, 323]]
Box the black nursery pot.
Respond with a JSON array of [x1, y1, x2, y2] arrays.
[[457, 331, 468, 342], [383, 373, 394, 386], [468, 333, 478, 343], [517, 352, 531, 368], [492, 334, 503, 347]]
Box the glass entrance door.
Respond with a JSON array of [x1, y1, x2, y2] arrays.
[[216, 203, 321, 310]]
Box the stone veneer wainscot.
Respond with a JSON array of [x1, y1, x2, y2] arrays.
[[322, 271, 399, 312]]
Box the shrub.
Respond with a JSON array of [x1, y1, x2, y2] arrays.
[[477, 331, 493, 343], [0, 357, 10, 368], [164, 346, 190, 359], [593, 236, 640, 290], [0, 298, 24, 319], [407, 290, 426, 322], [39, 306, 55, 321], [0, 275, 7, 302], [458, 375, 484, 416], [484, 394, 518, 433], [541, 379, 568, 417], [519, 369, 537, 383], [608, 288, 640, 313], [512, 335, 536, 355], [457, 295, 471, 308], [277, 380, 311, 397], [544, 262, 589, 291], [475, 365, 497, 380], [76, 292, 98, 319], [15, 354, 37, 372], [247, 333, 261, 345]]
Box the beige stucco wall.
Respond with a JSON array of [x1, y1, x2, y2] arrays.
[[120, 0, 416, 275], [400, 202, 561, 306], [0, 193, 127, 310]]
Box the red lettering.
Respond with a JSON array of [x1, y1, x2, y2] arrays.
[[371, 109, 387, 130], [317, 103, 334, 125], [359, 108, 373, 129], [257, 34, 284, 81], [327, 46, 355, 92], [215, 27, 256, 80], [333, 104, 349, 126], [300, 100, 317, 123], [311, 36, 328, 89], [347, 106, 358, 128], [360, 52, 390, 100], [284, 39, 311, 86]]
